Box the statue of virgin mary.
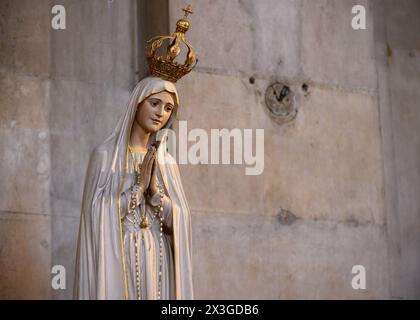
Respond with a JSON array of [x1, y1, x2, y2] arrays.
[[73, 6, 197, 300]]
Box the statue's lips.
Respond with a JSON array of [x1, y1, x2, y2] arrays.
[[151, 118, 162, 124]]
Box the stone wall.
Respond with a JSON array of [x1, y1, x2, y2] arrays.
[[0, 0, 139, 299], [169, 0, 419, 299], [0, 0, 52, 299], [373, 0, 420, 299]]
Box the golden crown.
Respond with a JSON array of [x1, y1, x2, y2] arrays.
[[146, 5, 197, 83]]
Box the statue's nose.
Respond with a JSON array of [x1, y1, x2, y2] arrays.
[[155, 110, 163, 118]]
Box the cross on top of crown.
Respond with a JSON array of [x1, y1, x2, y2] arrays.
[[182, 5, 193, 19]]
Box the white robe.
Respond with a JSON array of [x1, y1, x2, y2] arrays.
[[121, 150, 176, 299], [73, 77, 194, 300]]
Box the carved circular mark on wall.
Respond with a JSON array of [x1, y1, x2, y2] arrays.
[[264, 82, 297, 124]]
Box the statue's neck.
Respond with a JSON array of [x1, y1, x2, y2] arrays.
[[130, 120, 151, 153]]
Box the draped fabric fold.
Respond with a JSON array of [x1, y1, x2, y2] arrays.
[[73, 76, 194, 300]]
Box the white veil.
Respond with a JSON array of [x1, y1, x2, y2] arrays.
[[73, 76, 194, 299]]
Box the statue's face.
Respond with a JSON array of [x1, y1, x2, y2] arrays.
[[135, 91, 175, 134]]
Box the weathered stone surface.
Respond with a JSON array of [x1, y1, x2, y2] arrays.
[[49, 0, 137, 88], [176, 71, 384, 225], [0, 71, 50, 131], [0, 126, 51, 215], [169, 0, 376, 91], [51, 215, 79, 299], [386, 47, 420, 298], [0, 212, 51, 299], [0, 0, 50, 76], [372, 0, 420, 298], [170, 0, 301, 79], [300, 0, 376, 92], [192, 212, 388, 299], [382, 0, 420, 50]]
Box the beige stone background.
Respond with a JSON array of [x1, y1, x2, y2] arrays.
[[0, 0, 419, 299]]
